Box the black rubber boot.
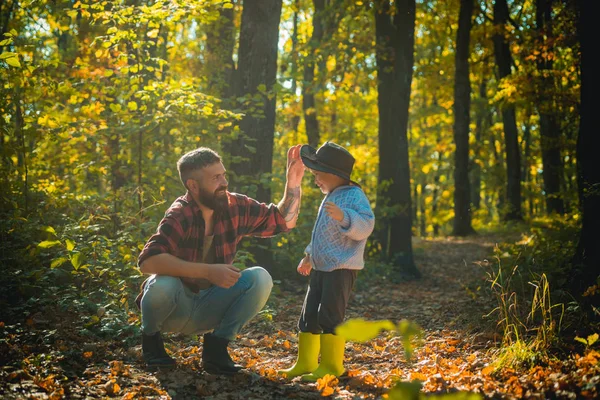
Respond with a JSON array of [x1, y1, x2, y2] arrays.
[[142, 332, 176, 369], [202, 333, 243, 375]]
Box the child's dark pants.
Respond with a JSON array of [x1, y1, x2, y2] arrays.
[[298, 269, 357, 334]]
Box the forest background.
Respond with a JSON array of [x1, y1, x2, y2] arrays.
[[0, 0, 598, 399]]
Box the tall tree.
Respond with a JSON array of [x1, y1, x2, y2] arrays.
[[535, 0, 565, 215], [227, 0, 283, 268], [452, 0, 475, 236], [374, 0, 420, 279], [303, 0, 325, 148], [571, 0, 600, 306], [205, 4, 236, 99], [229, 0, 283, 203], [492, 0, 522, 220]]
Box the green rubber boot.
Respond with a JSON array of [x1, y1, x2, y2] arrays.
[[301, 333, 345, 382], [278, 332, 320, 379]]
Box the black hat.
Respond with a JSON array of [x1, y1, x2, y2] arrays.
[[300, 141, 359, 186]]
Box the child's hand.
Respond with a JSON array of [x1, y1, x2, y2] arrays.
[[297, 256, 312, 276], [324, 201, 344, 222]]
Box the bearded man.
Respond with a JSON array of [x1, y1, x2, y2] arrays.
[[136, 145, 304, 375]]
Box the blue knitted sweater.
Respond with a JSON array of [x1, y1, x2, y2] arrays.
[[305, 185, 375, 271]]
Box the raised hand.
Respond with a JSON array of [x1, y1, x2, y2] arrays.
[[324, 201, 344, 222], [297, 256, 312, 276], [286, 144, 305, 188]]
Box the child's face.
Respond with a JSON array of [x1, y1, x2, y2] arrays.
[[309, 169, 347, 194]]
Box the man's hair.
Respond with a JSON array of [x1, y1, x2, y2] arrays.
[[177, 148, 221, 189]]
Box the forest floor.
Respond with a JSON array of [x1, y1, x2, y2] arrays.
[[1, 233, 599, 399]]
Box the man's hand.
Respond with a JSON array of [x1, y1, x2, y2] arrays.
[[207, 264, 241, 288], [297, 256, 312, 276], [286, 144, 305, 188], [324, 201, 344, 222]]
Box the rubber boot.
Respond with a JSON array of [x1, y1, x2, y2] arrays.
[[301, 333, 345, 382], [278, 332, 320, 379], [142, 332, 176, 369], [202, 333, 243, 375]]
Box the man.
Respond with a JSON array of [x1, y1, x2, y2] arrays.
[[137, 145, 304, 375]]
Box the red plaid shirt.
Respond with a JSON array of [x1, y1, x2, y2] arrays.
[[138, 191, 290, 267]]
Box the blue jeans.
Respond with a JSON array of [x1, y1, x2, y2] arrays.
[[140, 267, 273, 341]]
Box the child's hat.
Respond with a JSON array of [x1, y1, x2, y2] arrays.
[[300, 141, 359, 186]]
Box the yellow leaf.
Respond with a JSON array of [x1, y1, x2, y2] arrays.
[[95, 49, 103, 58], [147, 29, 159, 38], [5, 55, 20, 68], [127, 101, 138, 111], [587, 333, 599, 346]]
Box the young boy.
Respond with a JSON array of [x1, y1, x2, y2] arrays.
[[278, 141, 375, 381]]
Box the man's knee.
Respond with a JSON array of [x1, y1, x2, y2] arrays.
[[241, 267, 273, 293], [141, 275, 182, 309]]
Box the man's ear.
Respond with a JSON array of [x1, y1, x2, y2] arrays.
[[186, 178, 198, 193]]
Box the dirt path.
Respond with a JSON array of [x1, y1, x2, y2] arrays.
[[2, 234, 598, 399]]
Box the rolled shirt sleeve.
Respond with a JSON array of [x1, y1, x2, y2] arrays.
[[137, 212, 184, 268]]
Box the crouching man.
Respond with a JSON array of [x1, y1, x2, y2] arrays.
[[136, 145, 304, 375]]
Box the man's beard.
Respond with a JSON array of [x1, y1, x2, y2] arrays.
[[198, 184, 229, 212]]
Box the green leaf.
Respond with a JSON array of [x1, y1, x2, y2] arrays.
[[85, 315, 100, 328], [71, 252, 83, 270], [51, 257, 69, 269], [0, 52, 17, 60], [432, 393, 483, 399], [0, 39, 12, 46], [5, 56, 21, 68], [38, 240, 62, 249], [65, 239, 76, 252], [397, 319, 423, 362], [110, 103, 122, 112], [575, 336, 588, 345], [387, 381, 422, 400], [43, 226, 57, 236], [335, 318, 396, 342]]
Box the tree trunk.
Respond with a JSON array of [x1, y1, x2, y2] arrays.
[[493, 0, 522, 221], [452, 0, 475, 236], [571, 0, 600, 307], [228, 0, 282, 269], [521, 113, 533, 217], [374, 0, 420, 279], [535, 0, 565, 215], [291, 0, 300, 136], [205, 5, 235, 99], [470, 80, 486, 211], [302, 0, 325, 148], [229, 0, 282, 203]]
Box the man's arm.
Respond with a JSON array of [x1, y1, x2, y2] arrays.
[[277, 144, 305, 229], [277, 184, 301, 229]]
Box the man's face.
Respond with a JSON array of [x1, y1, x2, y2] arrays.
[[188, 162, 229, 211]]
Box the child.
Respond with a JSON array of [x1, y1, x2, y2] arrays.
[[278, 141, 375, 381]]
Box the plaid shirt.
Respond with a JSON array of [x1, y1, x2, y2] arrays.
[[138, 191, 290, 268]]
